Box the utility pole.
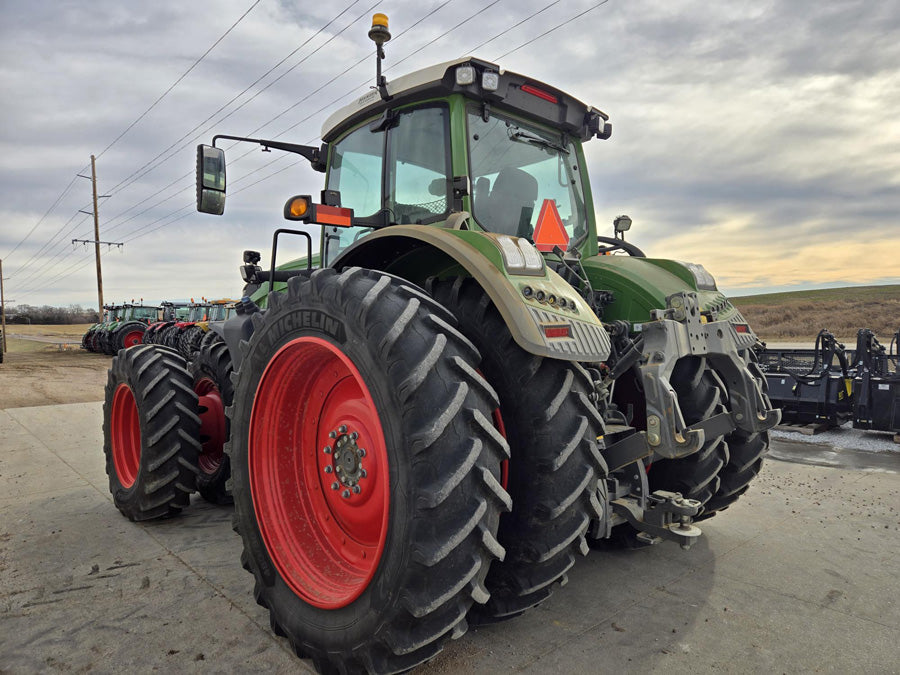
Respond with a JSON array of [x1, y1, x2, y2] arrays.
[[77, 156, 119, 318], [90, 155, 104, 318], [0, 259, 7, 354]]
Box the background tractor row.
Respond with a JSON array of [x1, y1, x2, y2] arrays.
[[82, 303, 157, 355], [101, 18, 778, 675]]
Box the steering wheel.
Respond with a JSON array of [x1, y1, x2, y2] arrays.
[[596, 236, 646, 257]]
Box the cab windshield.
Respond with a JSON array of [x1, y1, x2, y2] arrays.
[[467, 109, 587, 243], [208, 304, 228, 321], [131, 306, 157, 321]]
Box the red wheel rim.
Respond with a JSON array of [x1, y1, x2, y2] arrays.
[[492, 408, 509, 490], [195, 377, 226, 474], [110, 383, 141, 488], [249, 336, 389, 609], [122, 330, 144, 349]]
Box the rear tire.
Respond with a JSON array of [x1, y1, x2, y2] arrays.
[[228, 268, 510, 674], [430, 277, 607, 623], [115, 321, 147, 352], [102, 345, 201, 521], [190, 339, 233, 505], [179, 325, 204, 359]]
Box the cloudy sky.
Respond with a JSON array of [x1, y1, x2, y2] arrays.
[[1, 0, 898, 310]]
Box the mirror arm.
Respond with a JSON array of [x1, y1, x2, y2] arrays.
[[212, 134, 326, 172]]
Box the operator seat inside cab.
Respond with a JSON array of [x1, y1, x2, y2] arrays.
[[481, 167, 538, 238]]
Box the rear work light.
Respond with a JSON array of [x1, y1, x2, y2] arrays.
[[521, 84, 558, 104], [455, 65, 476, 86]]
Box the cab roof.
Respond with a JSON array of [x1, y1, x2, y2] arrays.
[[320, 56, 610, 144]]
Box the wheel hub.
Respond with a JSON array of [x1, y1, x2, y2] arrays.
[[324, 425, 368, 497]]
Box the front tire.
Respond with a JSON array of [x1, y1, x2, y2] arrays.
[[228, 268, 510, 674], [646, 356, 730, 513], [430, 277, 607, 623], [703, 353, 770, 516], [102, 345, 201, 520]]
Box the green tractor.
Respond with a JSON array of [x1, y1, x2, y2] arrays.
[[82, 304, 114, 353], [98, 302, 157, 355], [103, 16, 778, 674]]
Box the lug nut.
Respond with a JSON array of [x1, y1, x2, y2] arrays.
[[324, 465, 333, 474], [329, 431, 337, 439], [352, 485, 361, 494], [323, 445, 332, 454], [360, 469, 367, 478], [338, 424, 347, 433], [336, 465, 343, 473], [342, 489, 351, 499], [350, 431, 358, 440], [358, 448, 366, 457], [331, 482, 339, 490]]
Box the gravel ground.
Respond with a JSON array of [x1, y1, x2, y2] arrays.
[[771, 424, 899, 454]]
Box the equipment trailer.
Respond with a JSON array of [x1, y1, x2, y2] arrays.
[[102, 15, 778, 674]]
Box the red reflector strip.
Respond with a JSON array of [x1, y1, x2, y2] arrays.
[[316, 204, 353, 227], [521, 84, 558, 104], [542, 324, 571, 339], [734, 324, 750, 333]]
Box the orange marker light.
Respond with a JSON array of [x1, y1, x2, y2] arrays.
[[288, 196, 309, 218]]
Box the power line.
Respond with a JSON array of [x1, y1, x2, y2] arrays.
[[95, 0, 263, 160], [462, 0, 562, 55], [11, 206, 92, 277], [81, 1, 456, 245], [494, 0, 611, 61], [102, 0, 369, 200], [2, 168, 87, 260], [21, 0, 609, 281], [9, 214, 94, 291]]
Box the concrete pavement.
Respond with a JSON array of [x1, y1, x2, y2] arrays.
[[2, 402, 898, 673]]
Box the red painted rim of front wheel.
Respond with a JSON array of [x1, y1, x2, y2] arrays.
[[492, 408, 509, 490], [249, 336, 389, 609], [195, 377, 225, 475], [122, 330, 144, 349], [110, 383, 141, 488]]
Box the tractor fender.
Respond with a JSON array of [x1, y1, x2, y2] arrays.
[[333, 225, 611, 362]]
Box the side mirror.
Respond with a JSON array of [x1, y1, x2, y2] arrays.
[[196, 144, 226, 215], [613, 214, 632, 233]]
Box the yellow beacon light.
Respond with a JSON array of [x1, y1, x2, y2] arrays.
[[369, 13, 390, 45]]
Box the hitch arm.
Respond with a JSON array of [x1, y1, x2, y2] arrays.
[[612, 490, 703, 549]]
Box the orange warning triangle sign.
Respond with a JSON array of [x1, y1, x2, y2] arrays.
[[532, 199, 569, 252]]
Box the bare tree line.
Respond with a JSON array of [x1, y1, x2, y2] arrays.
[[5, 304, 100, 324]]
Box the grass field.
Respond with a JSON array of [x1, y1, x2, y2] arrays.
[[2, 285, 897, 350], [731, 284, 900, 341]]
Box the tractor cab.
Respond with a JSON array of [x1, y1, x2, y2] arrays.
[[196, 52, 610, 270], [316, 68, 596, 265], [124, 303, 158, 324]]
